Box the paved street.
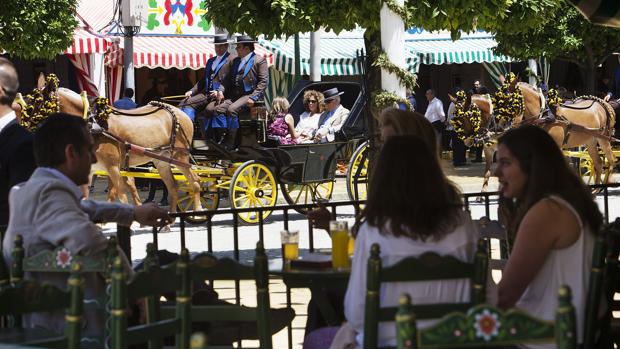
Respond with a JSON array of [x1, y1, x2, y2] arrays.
[[92, 160, 620, 348]]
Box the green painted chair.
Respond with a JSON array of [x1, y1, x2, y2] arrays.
[[109, 245, 188, 349], [363, 239, 488, 349], [171, 241, 277, 349], [395, 285, 577, 349], [0, 263, 84, 349], [10, 234, 119, 347]]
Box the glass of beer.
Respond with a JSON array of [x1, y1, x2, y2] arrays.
[[330, 221, 350, 270], [347, 231, 355, 257], [280, 230, 299, 264]]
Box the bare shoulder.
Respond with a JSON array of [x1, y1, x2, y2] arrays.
[[521, 197, 581, 248]]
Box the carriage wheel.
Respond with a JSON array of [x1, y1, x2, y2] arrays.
[[229, 161, 277, 224], [346, 141, 369, 202], [280, 181, 334, 214], [177, 180, 220, 224], [579, 157, 596, 185]]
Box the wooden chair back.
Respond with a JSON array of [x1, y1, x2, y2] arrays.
[[109, 243, 185, 349], [0, 263, 84, 349], [363, 239, 488, 349], [395, 285, 577, 349], [174, 241, 273, 349]]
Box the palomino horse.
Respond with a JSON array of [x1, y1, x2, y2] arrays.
[[59, 87, 202, 212], [517, 83, 615, 184], [449, 93, 496, 192], [17, 76, 202, 213]]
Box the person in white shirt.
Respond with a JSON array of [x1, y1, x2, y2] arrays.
[[295, 90, 324, 143], [424, 89, 445, 145], [304, 134, 494, 349]]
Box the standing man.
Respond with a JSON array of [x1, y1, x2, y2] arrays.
[[314, 87, 350, 142], [2, 113, 171, 337], [0, 58, 36, 228], [113, 88, 138, 110], [216, 35, 269, 149], [424, 89, 445, 148], [180, 34, 233, 139]]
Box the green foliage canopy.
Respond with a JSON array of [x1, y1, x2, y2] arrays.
[[493, 1, 620, 68], [0, 0, 78, 60]]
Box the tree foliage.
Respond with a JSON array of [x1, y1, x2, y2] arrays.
[[0, 0, 78, 60], [493, 1, 620, 68]]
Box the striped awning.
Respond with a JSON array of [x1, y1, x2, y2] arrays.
[[569, 0, 620, 27], [259, 36, 365, 76], [405, 37, 512, 72], [115, 36, 274, 70], [64, 22, 110, 55], [260, 31, 512, 76]]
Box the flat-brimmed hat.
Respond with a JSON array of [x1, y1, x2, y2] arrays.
[[213, 34, 229, 45], [236, 35, 257, 44], [323, 87, 344, 101]]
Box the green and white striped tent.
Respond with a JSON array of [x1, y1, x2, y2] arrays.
[[570, 0, 620, 27], [259, 29, 512, 76]]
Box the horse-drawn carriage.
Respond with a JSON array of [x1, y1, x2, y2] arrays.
[[16, 75, 373, 224]]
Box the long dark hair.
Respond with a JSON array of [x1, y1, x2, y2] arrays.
[[498, 125, 602, 233], [354, 135, 463, 241]]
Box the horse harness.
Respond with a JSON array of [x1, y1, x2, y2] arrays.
[[533, 96, 617, 146], [88, 100, 192, 170]]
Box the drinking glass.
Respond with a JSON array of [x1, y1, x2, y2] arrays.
[[330, 221, 350, 269], [280, 230, 299, 263]]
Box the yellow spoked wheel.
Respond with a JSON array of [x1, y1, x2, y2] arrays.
[[579, 157, 596, 185], [281, 181, 334, 214], [346, 141, 369, 202], [177, 180, 219, 224], [229, 161, 277, 224]]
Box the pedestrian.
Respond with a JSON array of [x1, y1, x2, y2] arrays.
[[424, 89, 445, 150], [113, 88, 138, 110], [0, 57, 36, 228]]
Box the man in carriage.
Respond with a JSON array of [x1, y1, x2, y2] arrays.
[[180, 34, 234, 140], [212, 35, 269, 149]]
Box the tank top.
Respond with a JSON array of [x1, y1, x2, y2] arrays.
[[516, 195, 594, 349]]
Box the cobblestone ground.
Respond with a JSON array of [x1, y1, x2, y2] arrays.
[[91, 160, 620, 349]]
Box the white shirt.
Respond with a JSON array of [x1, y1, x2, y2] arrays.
[[295, 111, 320, 137], [425, 97, 445, 123], [237, 53, 253, 72], [211, 54, 225, 71], [344, 211, 491, 349], [516, 195, 593, 349], [446, 102, 456, 131], [0, 110, 16, 134]]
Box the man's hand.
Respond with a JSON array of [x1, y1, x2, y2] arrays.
[[604, 93, 611, 102], [217, 91, 224, 101], [134, 203, 173, 226], [307, 205, 331, 231], [185, 90, 193, 97], [209, 90, 219, 98], [246, 98, 255, 107]]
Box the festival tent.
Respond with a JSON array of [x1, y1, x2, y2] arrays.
[[569, 0, 620, 27]]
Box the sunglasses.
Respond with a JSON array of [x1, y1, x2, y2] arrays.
[[308, 100, 317, 103]]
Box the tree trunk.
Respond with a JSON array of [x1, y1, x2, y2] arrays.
[[363, 28, 382, 183], [582, 44, 597, 94]]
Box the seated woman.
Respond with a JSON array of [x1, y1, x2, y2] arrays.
[[266, 97, 297, 145], [305, 134, 484, 349], [295, 90, 324, 143], [496, 125, 602, 349]]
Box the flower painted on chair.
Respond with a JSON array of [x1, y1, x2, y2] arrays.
[[474, 309, 500, 341], [56, 248, 72, 268]]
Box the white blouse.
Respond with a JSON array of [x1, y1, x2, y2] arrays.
[[344, 211, 484, 349], [295, 111, 321, 137]]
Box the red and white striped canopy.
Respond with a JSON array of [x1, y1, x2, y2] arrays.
[[64, 26, 110, 55], [111, 35, 275, 70]]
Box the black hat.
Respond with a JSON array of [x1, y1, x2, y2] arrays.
[[213, 34, 229, 45], [323, 87, 344, 101], [236, 35, 257, 44]]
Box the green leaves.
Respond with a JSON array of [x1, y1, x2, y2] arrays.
[[0, 0, 78, 60]]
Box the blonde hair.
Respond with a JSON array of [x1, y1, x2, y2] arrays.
[[270, 96, 290, 120], [379, 108, 437, 156], [302, 90, 325, 113]]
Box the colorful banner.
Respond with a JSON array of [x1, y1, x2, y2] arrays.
[[142, 0, 214, 36]]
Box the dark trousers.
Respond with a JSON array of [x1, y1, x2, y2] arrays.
[[450, 130, 466, 165], [214, 95, 251, 117]]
